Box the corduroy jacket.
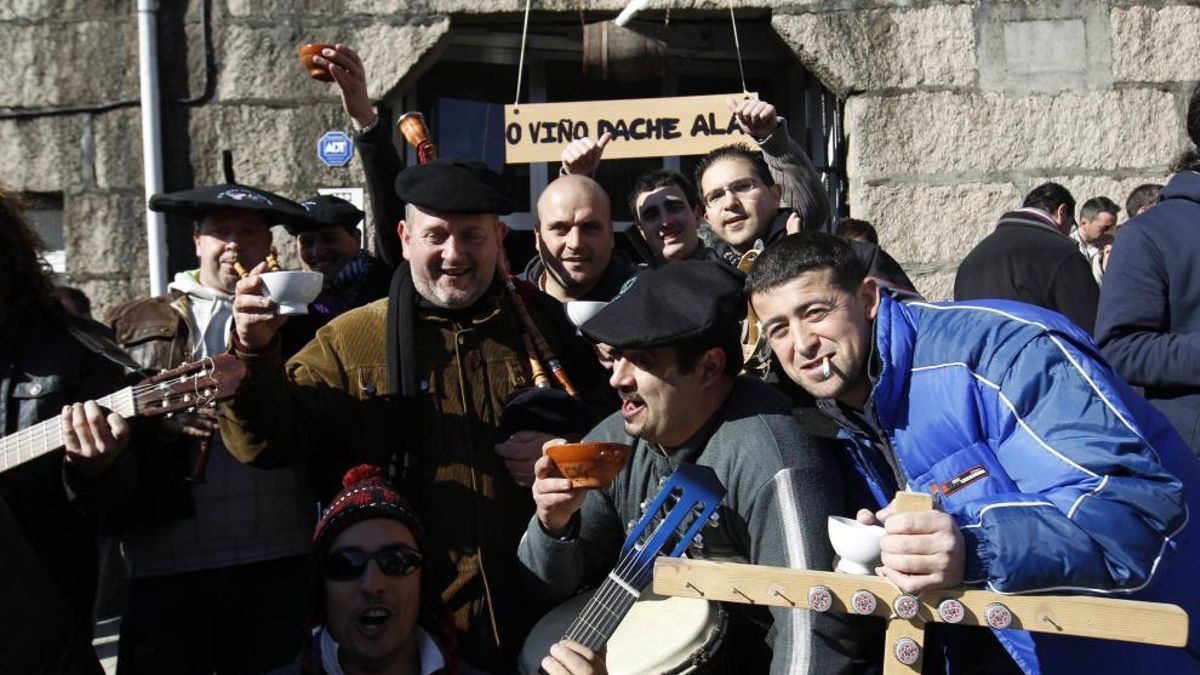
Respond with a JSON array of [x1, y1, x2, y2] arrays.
[[221, 283, 616, 672]]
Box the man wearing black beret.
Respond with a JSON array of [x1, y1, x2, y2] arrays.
[[223, 159, 616, 671], [105, 183, 317, 673], [279, 194, 394, 356], [519, 261, 867, 674]]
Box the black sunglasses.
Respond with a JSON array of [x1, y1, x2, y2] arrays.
[[325, 544, 423, 581]]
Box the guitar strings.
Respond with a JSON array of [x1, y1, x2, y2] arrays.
[[565, 495, 705, 649], [580, 492, 702, 637], [572, 512, 661, 642], [571, 542, 669, 649], [2, 366, 215, 470], [563, 548, 640, 648], [0, 390, 127, 467], [565, 547, 648, 650]]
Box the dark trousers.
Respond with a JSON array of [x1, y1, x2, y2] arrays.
[[117, 555, 309, 675], [0, 496, 102, 675]]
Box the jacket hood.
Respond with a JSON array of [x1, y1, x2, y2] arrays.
[[167, 270, 232, 302], [1160, 169, 1200, 203]]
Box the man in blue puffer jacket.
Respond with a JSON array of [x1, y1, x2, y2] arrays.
[[748, 232, 1200, 674]]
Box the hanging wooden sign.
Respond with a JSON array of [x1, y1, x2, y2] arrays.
[[503, 92, 759, 164]]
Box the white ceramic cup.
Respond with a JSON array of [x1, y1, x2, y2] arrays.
[[258, 270, 324, 315], [565, 300, 608, 328], [827, 515, 885, 575]]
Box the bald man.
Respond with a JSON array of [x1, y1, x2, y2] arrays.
[[522, 175, 640, 302]]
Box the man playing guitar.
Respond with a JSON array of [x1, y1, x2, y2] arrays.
[[520, 261, 869, 674]]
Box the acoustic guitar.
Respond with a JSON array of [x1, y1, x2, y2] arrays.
[[520, 463, 727, 674], [0, 355, 245, 475]]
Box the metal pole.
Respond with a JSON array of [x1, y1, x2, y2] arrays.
[[137, 0, 168, 296]]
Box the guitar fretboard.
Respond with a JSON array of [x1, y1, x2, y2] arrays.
[[562, 555, 646, 652], [0, 388, 136, 473]]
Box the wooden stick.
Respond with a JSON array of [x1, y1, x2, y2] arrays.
[[878, 492, 934, 673], [891, 491, 934, 513], [884, 616, 924, 674], [522, 333, 552, 389], [652, 558, 1188, 648]]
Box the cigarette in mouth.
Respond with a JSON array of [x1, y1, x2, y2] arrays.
[[822, 356, 832, 380]]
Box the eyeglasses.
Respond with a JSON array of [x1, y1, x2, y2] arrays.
[[325, 545, 423, 581], [702, 177, 762, 208]]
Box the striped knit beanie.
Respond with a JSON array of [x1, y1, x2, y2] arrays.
[[313, 464, 425, 560]]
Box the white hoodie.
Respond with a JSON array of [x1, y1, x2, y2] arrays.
[[168, 270, 234, 360]]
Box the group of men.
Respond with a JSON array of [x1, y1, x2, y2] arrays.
[[3, 43, 1200, 675]]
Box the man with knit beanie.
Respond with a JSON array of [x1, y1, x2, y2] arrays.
[[304, 464, 447, 675], [302, 465, 603, 675]]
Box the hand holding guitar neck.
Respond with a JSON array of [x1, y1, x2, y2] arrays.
[[60, 400, 131, 478], [1, 356, 246, 477]]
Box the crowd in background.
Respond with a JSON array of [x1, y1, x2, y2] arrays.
[[2, 42, 1199, 675]]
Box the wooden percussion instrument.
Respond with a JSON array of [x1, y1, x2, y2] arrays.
[[652, 492, 1189, 674]]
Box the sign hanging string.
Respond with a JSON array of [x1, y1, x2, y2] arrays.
[[729, 1, 749, 94], [513, 0, 534, 108]]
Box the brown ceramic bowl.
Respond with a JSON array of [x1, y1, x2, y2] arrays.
[[546, 442, 631, 489], [297, 43, 334, 82]]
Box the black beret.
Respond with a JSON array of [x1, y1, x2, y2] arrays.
[[394, 159, 517, 215], [500, 387, 594, 438], [148, 184, 313, 228], [287, 195, 365, 235], [581, 261, 747, 349]]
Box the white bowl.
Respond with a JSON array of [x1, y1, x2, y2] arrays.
[[258, 270, 324, 315], [566, 300, 608, 328], [828, 515, 885, 575]]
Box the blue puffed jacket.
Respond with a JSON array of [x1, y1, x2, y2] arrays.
[[843, 294, 1200, 674]]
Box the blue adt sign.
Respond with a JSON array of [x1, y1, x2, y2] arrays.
[[317, 131, 354, 167]]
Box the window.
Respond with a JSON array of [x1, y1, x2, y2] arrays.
[[384, 16, 844, 268], [24, 192, 65, 278]]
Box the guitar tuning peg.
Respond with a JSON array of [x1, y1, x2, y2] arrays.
[[657, 475, 669, 487], [691, 533, 704, 550], [639, 499, 650, 513], [626, 519, 637, 533], [707, 511, 721, 528]]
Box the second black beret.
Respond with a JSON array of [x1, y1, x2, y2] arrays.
[[394, 159, 517, 215], [581, 261, 746, 349]]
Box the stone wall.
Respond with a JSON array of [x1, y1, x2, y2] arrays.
[[774, 0, 1197, 299], [0, 0, 1195, 314]]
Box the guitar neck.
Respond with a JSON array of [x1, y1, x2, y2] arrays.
[[0, 387, 136, 473], [563, 565, 643, 652]]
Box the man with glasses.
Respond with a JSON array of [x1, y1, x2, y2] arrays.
[[694, 98, 834, 267], [955, 182, 1100, 333], [302, 464, 603, 675]]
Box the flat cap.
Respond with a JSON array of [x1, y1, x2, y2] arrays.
[[394, 159, 517, 215], [581, 261, 746, 349], [287, 194, 365, 235], [148, 184, 312, 228]]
